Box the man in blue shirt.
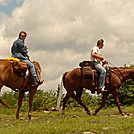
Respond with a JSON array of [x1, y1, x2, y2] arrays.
[[11, 31, 44, 86]]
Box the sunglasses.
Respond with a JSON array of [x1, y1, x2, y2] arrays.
[[21, 35, 26, 38]]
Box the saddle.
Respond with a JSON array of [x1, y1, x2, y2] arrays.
[[79, 61, 111, 93], [6, 57, 28, 74], [12, 61, 28, 74], [6, 57, 29, 91], [79, 61, 93, 78]]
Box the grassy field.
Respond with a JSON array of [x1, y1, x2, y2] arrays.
[[0, 106, 134, 134]]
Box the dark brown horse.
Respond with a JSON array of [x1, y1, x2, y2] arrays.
[[0, 59, 43, 120], [62, 67, 134, 115]]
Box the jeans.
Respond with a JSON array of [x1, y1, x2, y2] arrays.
[[93, 62, 106, 89], [21, 59, 38, 82]]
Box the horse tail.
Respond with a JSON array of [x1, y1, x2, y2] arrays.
[[56, 72, 68, 109], [62, 72, 68, 90]]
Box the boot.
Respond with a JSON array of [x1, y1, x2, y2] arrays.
[[38, 79, 44, 85], [36, 69, 44, 85], [32, 76, 39, 87], [32, 76, 44, 87]]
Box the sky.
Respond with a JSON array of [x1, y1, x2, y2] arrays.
[[0, 0, 134, 93]]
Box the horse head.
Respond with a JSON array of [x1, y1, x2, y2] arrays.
[[129, 67, 134, 80]]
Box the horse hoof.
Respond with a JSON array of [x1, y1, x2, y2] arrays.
[[28, 116, 31, 120], [92, 113, 96, 116], [61, 110, 65, 115], [87, 111, 91, 115], [121, 113, 126, 116], [16, 114, 19, 119]]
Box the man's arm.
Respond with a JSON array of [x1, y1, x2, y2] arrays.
[[92, 53, 104, 61], [13, 41, 28, 60]]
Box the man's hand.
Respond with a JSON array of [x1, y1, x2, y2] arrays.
[[102, 60, 108, 64], [25, 56, 30, 60]]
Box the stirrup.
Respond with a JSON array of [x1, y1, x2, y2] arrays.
[[32, 80, 44, 87], [101, 90, 108, 94]]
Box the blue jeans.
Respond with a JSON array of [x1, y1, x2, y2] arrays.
[[21, 59, 37, 79], [93, 62, 106, 89]]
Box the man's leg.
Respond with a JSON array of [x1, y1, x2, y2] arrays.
[[21, 60, 40, 86], [94, 62, 106, 93]]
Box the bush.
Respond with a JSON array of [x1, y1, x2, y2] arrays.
[[118, 79, 134, 106], [0, 81, 134, 112], [0, 89, 58, 111], [32, 89, 57, 111], [0, 91, 19, 108]]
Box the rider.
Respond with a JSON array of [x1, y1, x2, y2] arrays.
[[91, 39, 107, 94], [11, 31, 44, 86]]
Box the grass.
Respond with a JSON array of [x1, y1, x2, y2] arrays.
[[0, 106, 134, 134]]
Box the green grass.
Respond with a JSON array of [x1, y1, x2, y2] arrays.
[[0, 106, 134, 134]]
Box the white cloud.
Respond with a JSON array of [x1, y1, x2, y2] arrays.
[[1, 0, 134, 92], [0, 0, 7, 5]]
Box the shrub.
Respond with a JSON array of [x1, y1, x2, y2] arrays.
[[32, 89, 57, 111]]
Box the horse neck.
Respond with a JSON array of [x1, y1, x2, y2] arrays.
[[113, 67, 134, 82]]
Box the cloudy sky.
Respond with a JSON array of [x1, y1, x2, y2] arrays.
[[0, 0, 134, 92]]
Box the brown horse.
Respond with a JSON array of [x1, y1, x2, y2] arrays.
[[0, 59, 43, 120], [62, 67, 134, 115]]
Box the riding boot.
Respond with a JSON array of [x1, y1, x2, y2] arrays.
[[36, 69, 44, 84], [32, 76, 39, 87], [32, 76, 44, 87]]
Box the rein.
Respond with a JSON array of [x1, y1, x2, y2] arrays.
[[108, 61, 125, 83]]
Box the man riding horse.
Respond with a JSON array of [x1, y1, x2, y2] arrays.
[[11, 31, 44, 87], [90, 39, 108, 94]]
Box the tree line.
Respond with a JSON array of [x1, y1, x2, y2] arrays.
[[0, 80, 133, 111]]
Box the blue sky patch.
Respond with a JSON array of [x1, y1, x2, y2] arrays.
[[0, 0, 24, 15]]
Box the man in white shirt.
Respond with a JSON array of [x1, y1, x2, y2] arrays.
[[91, 39, 107, 94]]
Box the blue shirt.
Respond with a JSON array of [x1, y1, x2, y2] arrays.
[[11, 38, 29, 60]]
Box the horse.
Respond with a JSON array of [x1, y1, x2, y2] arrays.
[[0, 59, 43, 120], [61, 66, 134, 115]]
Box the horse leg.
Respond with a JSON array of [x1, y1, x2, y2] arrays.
[[28, 88, 37, 120], [16, 91, 25, 119], [62, 90, 73, 114], [112, 91, 124, 115], [0, 84, 9, 108], [0, 99, 9, 108], [93, 93, 109, 115], [71, 89, 91, 115]]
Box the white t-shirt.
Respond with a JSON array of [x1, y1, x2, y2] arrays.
[[90, 46, 101, 63]]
